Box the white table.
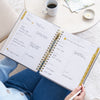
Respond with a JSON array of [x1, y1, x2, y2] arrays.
[[25, 0, 100, 34], [1, 0, 100, 99]]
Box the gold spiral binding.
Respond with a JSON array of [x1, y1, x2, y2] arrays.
[[37, 29, 63, 72], [36, 29, 61, 71]]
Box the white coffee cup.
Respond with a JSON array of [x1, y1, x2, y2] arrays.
[[45, 0, 58, 16]]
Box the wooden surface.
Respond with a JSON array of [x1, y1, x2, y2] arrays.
[[25, 0, 100, 33]]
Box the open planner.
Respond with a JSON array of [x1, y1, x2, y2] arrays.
[[0, 10, 100, 91]]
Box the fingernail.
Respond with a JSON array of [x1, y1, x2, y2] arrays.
[[82, 84, 85, 88], [78, 86, 81, 89]]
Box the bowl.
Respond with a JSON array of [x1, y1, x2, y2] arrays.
[[83, 9, 95, 20]]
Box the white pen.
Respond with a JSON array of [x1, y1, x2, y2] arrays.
[[69, 90, 81, 100]]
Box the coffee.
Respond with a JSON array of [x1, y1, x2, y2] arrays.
[[47, 4, 57, 8], [44, 0, 58, 16]]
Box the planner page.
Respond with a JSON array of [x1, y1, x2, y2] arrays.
[[40, 32, 98, 90], [0, 10, 59, 72]]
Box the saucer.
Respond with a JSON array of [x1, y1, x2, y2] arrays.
[[83, 9, 95, 20]]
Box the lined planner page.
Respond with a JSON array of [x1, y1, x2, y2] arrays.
[[40, 33, 98, 90], [1, 11, 59, 72]]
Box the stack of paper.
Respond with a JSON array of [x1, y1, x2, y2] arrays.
[[65, 0, 95, 12]]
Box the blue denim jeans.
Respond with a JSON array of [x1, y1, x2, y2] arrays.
[[0, 57, 18, 82], [0, 58, 71, 100]]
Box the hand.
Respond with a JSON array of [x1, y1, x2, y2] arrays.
[[64, 84, 85, 100]]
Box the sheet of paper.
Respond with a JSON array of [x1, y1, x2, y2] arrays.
[[65, 0, 95, 12], [1, 11, 59, 72], [40, 32, 97, 90]]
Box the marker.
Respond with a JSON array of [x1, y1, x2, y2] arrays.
[[69, 90, 81, 100]]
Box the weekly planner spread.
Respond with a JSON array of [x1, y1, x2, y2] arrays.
[[0, 10, 99, 90]]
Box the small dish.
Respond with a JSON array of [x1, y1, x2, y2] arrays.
[[83, 9, 95, 20]]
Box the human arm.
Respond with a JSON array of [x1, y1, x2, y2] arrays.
[[64, 84, 85, 100]]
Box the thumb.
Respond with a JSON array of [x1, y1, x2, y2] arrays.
[[65, 86, 81, 100]]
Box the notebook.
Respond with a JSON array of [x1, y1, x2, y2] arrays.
[[0, 10, 99, 91]]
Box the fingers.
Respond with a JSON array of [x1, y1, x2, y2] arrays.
[[79, 84, 85, 97], [65, 85, 86, 100], [72, 85, 82, 95], [64, 86, 82, 100], [74, 84, 85, 100], [81, 84, 85, 93]]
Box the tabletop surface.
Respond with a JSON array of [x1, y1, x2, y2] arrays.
[[25, 0, 100, 34]]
